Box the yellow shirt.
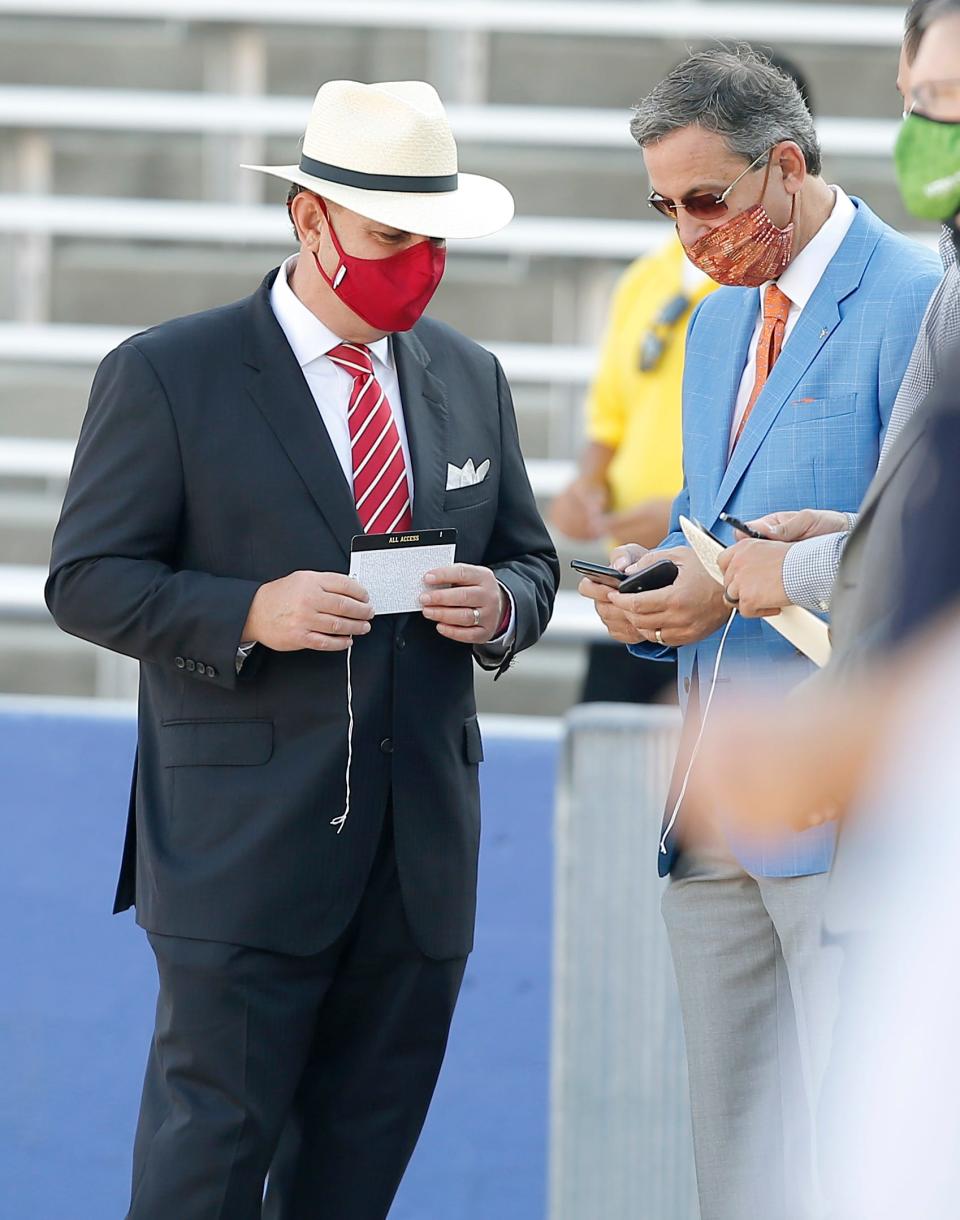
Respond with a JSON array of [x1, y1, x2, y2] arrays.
[[586, 236, 716, 512]]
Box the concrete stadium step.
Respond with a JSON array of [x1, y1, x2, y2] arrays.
[[0, 492, 58, 565], [0, 621, 96, 697], [5, 126, 909, 230], [0, 497, 601, 577], [0, 615, 587, 711], [0, 364, 93, 440], [41, 240, 579, 346], [0, 11, 908, 120], [0, 365, 581, 468]]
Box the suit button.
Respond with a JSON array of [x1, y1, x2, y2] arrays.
[[196, 662, 207, 676], [186, 659, 196, 672], [396, 636, 406, 651], [175, 656, 185, 669], [380, 737, 394, 754], [207, 666, 218, 679], [683, 677, 691, 693]]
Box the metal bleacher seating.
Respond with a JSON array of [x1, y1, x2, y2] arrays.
[[0, 0, 922, 709]]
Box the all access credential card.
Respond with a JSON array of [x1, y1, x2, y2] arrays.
[[349, 529, 458, 616]]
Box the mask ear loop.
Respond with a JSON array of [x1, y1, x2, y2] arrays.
[[659, 607, 738, 856], [313, 197, 349, 291]]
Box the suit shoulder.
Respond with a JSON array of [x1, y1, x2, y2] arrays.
[[869, 223, 942, 286], [120, 296, 249, 370], [413, 315, 498, 371], [687, 283, 748, 322]]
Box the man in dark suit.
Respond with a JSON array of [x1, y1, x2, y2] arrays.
[[46, 78, 558, 1220]]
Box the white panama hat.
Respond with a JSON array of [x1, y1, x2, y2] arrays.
[[243, 78, 515, 241]]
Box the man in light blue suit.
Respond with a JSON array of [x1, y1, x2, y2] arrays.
[[580, 47, 940, 1220]]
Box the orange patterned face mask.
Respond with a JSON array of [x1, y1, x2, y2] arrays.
[[684, 156, 796, 288]]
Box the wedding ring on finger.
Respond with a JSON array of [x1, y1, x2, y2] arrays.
[[655, 627, 665, 647], [723, 587, 740, 606], [472, 607, 481, 627]]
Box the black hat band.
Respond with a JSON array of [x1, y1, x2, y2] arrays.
[[299, 153, 458, 193]]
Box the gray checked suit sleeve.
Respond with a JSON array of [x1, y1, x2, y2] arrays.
[[782, 529, 853, 612]]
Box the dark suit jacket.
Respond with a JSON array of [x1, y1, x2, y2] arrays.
[[829, 343, 960, 672], [46, 269, 559, 960], [823, 344, 960, 936]]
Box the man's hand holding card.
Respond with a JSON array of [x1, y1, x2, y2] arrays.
[[420, 562, 509, 644], [347, 529, 509, 645]]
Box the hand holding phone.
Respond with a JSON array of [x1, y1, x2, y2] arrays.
[[620, 558, 679, 594], [571, 557, 679, 594], [569, 559, 624, 588]]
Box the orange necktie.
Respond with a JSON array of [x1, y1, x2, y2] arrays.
[[733, 283, 792, 448]]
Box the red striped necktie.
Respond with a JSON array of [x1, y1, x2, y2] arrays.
[[327, 342, 412, 534]]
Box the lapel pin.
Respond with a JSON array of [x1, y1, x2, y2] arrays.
[[819, 327, 830, 340]]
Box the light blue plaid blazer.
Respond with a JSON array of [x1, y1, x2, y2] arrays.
[[630, 198, 941, 878]]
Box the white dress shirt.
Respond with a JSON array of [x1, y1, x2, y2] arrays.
[[728, 187, 858, 453]]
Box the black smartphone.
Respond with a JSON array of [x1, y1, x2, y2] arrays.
[[619, 558, 679, 594], [570, 559, 624, 588], [570, 557, 680, 594]]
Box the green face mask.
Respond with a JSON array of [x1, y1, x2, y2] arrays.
[[894, 110, 960, 222]]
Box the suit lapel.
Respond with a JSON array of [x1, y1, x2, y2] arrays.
[[709, 200, 884, 523], [695, 290, 760, 516], [241, 271, 361, 561], [393, 328, 449, 530], [710, 297, 841, 519]]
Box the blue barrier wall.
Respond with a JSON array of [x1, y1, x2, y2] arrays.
[[0, 699, 559, 1219]]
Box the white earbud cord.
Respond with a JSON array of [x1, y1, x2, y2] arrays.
[[330, 644, 354, 834], [659, 607, 738, 856]]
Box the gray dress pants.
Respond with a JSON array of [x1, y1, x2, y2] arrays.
[[662, 840, 840, 1220]]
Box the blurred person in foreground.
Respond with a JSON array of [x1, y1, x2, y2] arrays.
[[45, 80, 558, 1220], [717, 0, 959, 634], [553, 55, 811, 705], [686, 608, 960, 1219], [577, 46, 941, 1220]]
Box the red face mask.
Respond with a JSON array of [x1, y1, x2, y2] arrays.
[[684, 158, 796, 288], [312, 201, 446, 332]]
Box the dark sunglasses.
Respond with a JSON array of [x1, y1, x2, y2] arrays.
[[647, 148, 771, 221]]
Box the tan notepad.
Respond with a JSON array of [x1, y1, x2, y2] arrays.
[[679, 515, 832, 668]]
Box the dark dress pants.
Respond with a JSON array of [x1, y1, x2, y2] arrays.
[[126, 809, 467, 1220], [580, 640, 678, 705]]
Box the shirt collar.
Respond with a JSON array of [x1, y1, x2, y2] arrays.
[[270, 253, 392, 371], [771, 185, 857, 311]]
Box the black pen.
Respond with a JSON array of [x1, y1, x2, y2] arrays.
[[719, 511, 766, 540]]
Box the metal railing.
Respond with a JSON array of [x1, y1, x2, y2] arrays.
[[0, 321, 598, 394], [551, 702, 697, 1220], [0, 84, 901, 158], [0, 433, 577, 500], [0, 193, 675, 260], [0, 1, 906, 46], [0, 567, 606, 643]]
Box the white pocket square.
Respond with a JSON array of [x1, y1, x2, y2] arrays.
[[446, 457, 491, 491]]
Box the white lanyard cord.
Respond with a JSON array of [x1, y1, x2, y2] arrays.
[[659, 608, 738, 856], [330, 644, 354, 834]]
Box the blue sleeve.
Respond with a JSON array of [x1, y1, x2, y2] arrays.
[[624, 478, 689, 662]]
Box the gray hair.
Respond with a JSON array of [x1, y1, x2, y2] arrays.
[[920, 0, 960, 32], [630, 46, 822, 177]]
